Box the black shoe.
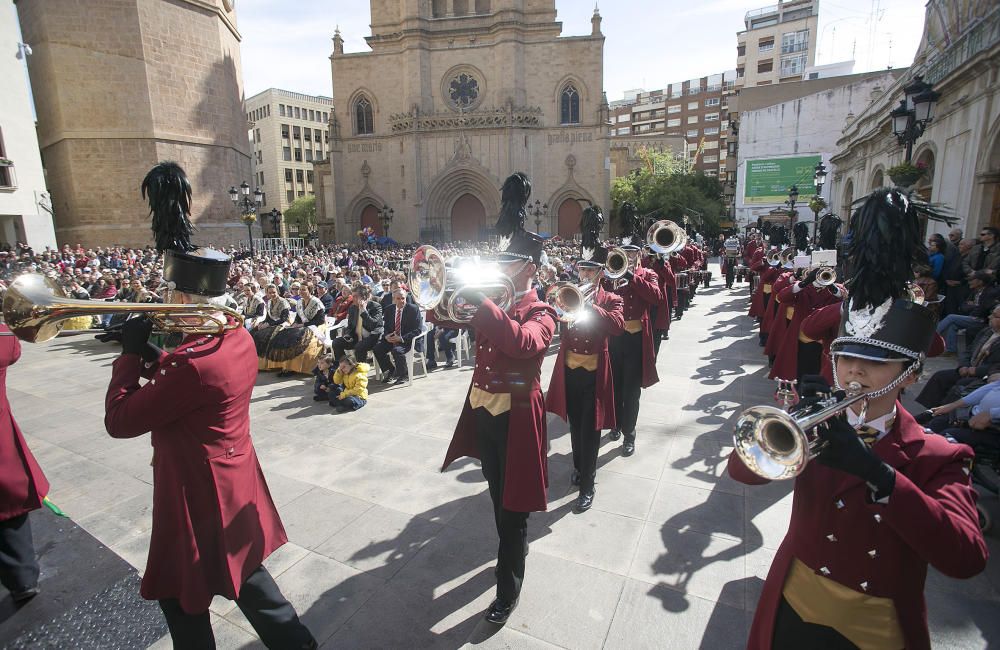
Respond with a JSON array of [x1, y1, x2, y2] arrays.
[[313, 395, 326, 401], [570, 469, 580, 486], [575, 490, 594, 512], [914, 409, 934, 425], [444, 360, 456, 368], [622, 437, 636, 457], [426, 362, 438, 371], [278, 370, 294, 378], [609, 428, 622, 441], [381, 371, 394, 383], [485, 597, 519, 625], [11, 586, 39, 603], [392, 376, 408, 385]]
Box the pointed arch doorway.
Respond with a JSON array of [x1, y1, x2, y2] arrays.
[[557, 198, 583, 239], [451, 193, 487, 241], [360, 204, 382, 236]]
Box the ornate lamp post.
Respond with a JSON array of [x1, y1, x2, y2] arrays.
[[889, 75, 940, 163], [529, 200, 548, 234], [378, 204, 394, 242], [268, 208, 282, 238], [809, 162, 828, 245], [784, 184, 800, 228], [228, 181, 263, 257]]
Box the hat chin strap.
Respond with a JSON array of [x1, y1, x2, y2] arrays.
[[832, 355, 919, 399]]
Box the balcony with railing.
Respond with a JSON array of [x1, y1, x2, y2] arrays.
[[781, 41, 808, 54], [0, 158, 15, 191]]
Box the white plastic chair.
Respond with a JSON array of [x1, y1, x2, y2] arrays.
[[402, 322, 434, 387], [456, 329, 473, 366]]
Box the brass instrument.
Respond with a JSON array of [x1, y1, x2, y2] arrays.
[[1, 273, 244, 343], [907, 282, 925, 305], [815, 266, 837, 287], [733, 381, 866, 480], [766, 250, 782, 266], [408, 245, 514, 323], [646, 220, 688, 256], [545, 281, 596, 324], [779, 247, 796, 266], [603, 247, 631, 280]]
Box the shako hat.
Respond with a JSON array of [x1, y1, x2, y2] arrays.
[[141, 162, 231, 297], [495, 172, 544, 265], [577, 203, 607, 268]]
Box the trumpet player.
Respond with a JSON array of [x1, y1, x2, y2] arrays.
[[437, 173, 557, 626], [762, 252, 796, 364], [768, 267, 844, 382], [608, 235, 662, 456], [546, 210, 625, 512], [646, 249, 676, 355], [729, 189, 986, 650], [104, 163, 315, 649]]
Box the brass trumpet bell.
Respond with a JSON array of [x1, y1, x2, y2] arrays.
[[408, 245, 514, 323], [603, 247, 631, 280], [2, 273, 243, 343], [545, 281, 596, 324], [815, 267, 837, 287], [646, 220, 688, 256]]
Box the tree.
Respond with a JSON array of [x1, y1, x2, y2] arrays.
[[283, 195, 316, 235], [610, 151, 726, 238]]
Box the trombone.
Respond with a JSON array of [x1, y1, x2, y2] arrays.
[[733, 381, 866, 480], [0, 274, 244, 343]]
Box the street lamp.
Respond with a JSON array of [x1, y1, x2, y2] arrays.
[[229, 181, 263, 257], [529, 200, 548, 234], [268, 208, 282, 238], [378, 204, 394, 242], [785, 184, 799, 228], [889, 75, 940, 163], [813, 161, 827, 195]]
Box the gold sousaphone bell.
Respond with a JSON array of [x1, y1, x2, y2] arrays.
[[1, 274, 244, 343]]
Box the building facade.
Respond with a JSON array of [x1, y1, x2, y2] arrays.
[[828, 1, 1000, 237], [314, 1, 610, 243], [16, 0, 253, 247], [607, 73, 737, 177], [245, 89, 332, 236], [609, 135, 687, 182], [0, 1, 55, 249], [733, 70, 900, 229]]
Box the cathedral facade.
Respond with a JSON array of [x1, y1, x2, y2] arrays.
[[314, 0, 610, 244]]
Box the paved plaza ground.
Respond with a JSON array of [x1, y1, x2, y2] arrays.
[[5, 262, 1000, 648]]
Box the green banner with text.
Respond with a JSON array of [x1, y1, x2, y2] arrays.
[[743, 155, 821, 205]]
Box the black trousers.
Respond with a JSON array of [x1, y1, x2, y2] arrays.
[[0, 513, 38, 594], [474, 408, 529, 603], [725, 264, 735, 288], [609, 331, 644, 439], [373, 339, 409, 379], [158, 565, 314, 650], [915, 368, 962, 408], [759, 292, 771, 345], [565, 367, 599, 492], [796, 341, 822, 380], [772, 596, 857, 650], [331, 333, 379, 362]]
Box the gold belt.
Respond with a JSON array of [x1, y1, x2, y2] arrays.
[[799, 330, 816, 344], [786, 306, 795, 319], [783, 558, 904, 649], [623, 319, 643, 334], [469, 387, 511, 416], [565, 351, 598, 371], [763, 283, 773, 293]]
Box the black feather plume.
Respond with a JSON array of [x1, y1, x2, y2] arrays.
[[496, 172, 531, 238], [619, 202, 641, 243], [142, 161, 195, 253], [793, 222, 810, 252], [845, 188, 929, 310], [580, 204, 604, 256], [818, 213, 842, 250]]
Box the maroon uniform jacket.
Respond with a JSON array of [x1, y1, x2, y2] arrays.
[[105, 325, 286, 614], [546, 287, 625, 431], [611, 265, 662, 388], [761, 271, 792, 343], [649, 259, 675, 331], [0, 326, 50, 521], [750, 263, 778, 320], [729, 406, 987, 650], [797, 299, 843, 384], [669, 253, 689, 278], [768, 283, 843, 380], [743, 239, 761, 265], [439, 293, 557, 512]]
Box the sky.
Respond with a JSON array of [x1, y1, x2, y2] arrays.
[[238, 0, 926, 102]]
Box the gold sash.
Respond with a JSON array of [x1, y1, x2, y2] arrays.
[[799, 330, 816, 344], [469, 387, 511, 416], [786, 306, 795, 319], [783, 558, 904, 650], [565, 352, 598, 371], [623, 319, 643, 334], [763, 283, 773, 293]]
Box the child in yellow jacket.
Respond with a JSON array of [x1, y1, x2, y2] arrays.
[[330, 357, 369, 412]]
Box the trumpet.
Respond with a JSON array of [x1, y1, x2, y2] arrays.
[[766, 250, 782, 266], [779, 247, 796, 266], [408, 245, 514, 323], [604, 247, 632, 280], [733, 381, 866, 480], [647, 220, 688, 256], [545, 281, 596, 324], [1, 274, 243, 343], [815, 266, 836, 287]]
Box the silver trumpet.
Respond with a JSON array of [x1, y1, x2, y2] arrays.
[[545, 281, 596, 324], [733, 381, 866, 480], [814, 266, 836, 287]]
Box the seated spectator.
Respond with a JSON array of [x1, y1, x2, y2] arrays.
[[331, 283, 354, 322], [374, 288, 422, 385], [963, 226, 1000, 278], [935, 271, 999, 353], [426, 324, 458, 370], [918, 304, 1000, 407], [332, 284, 383, 362], [240, 282, 265, 329], [329, 356, 369, 412], [926, 371, 1000, 452], [927, 239, 945, 281], [315, 281, 334, 312], [312, 354, 335, 401]]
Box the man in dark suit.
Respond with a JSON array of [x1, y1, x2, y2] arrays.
[[917, 304, 1000, 407], [331, 284, 383, 363], [374, 288, 423, 384]]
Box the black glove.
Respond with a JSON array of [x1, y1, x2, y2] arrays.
[[121, 316, 154, 357], [798, 374, 831, 399], [799, 269, 819, 288], [624, 270, 634, 282], [815, 415, 896, 499]]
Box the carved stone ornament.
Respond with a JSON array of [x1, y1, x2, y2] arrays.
[[361, 160, 371, 180]]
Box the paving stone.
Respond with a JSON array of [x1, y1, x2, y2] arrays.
[[279, 487, 371, 550], [648, 484, 746, 541], [531, 506, 645, 575]]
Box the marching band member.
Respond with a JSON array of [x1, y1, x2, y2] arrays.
[[438, 173, 556, 625], [546, 207, 624, 512], [722, 233, 742, 289], [729, 188, 986, 650], [608, 222, 662, 457], [669, 250, 689, 319], [769, 268, 844, 381], [104, 162, 315, 649], [648, 248, 676, 354], [749, 247, 776, 326], [762, 254, 795, 363]]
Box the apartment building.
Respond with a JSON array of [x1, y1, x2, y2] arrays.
[[609, 72, 737, 176], [245, 89, 333, 235]]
